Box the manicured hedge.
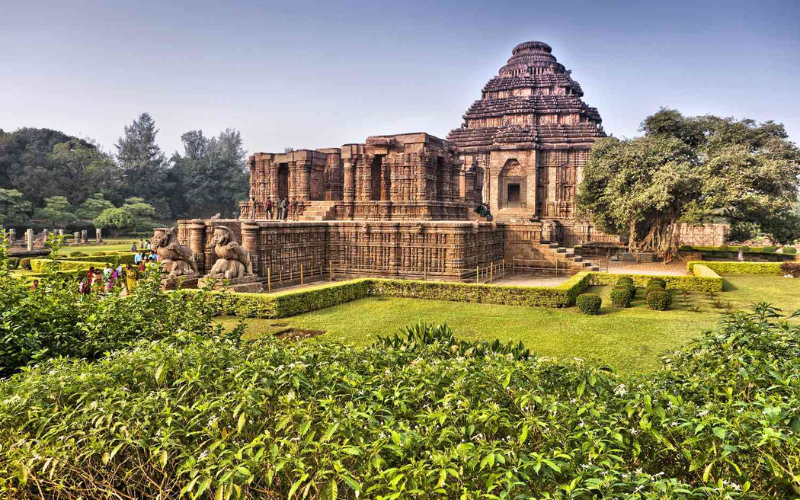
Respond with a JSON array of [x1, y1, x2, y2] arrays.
[[212, 279, 373, 318], [680, 245, 778, 254], [56, 252, 137, 265], [371, 272, 592, 308], [30, 259, 108, 274], [588, 271, 722, 292], [686, 261, 783, 276], [204, 273, 595, 319]]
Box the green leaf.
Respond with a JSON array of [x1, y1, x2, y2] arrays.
[[519, 424, 529, 445], [702, 462, 713, 483]]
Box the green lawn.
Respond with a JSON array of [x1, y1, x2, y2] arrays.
[[59, 238, 139, 255], [215, 275, 800, 374]]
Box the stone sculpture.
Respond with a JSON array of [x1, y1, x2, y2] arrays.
[[206, 226, 253, 279], [152, 228, 198, 277]]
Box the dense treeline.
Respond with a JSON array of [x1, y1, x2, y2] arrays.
[[0, 113, 249, 229]]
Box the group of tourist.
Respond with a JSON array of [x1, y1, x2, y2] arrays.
[[77, 261, 147, 296], [264, 198, 290, 220]]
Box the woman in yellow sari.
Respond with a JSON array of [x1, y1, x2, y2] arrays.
[[125, 263, 139, 293]]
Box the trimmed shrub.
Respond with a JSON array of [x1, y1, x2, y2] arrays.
[[739, 245, 749, 252], [646, 289, 672, 310], [687, 261, 783, 276], [647, 278, 666, 289], [780, 262, 800, 278], [783, 246, 797, 255], [588, 271, 722, 292], [610, 286, 632, 308], [576, 293, 602, 315], [69, 251, 88, 257], [615, 276, 636, 298], [18, 258, 31, 270], [690, 263, 719, 279], [7, 257, 19, 270]]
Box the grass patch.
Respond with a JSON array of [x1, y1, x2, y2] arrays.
[[216, 275, 799, 374], [59, 239, 138, 255]]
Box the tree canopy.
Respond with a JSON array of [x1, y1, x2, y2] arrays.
[[577, 108, 800, 258], [0, 116, 250, 228]]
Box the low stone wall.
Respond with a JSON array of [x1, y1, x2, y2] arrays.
[[678, 223, 729, 247]]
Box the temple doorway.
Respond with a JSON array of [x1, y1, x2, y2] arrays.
[[499, 159, 527, 210], [370, 155, 384, 201], [277, 163, 289, 200], [507, 183, 521, 207]]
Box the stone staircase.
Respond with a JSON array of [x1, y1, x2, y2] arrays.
[[299, 201, 337, 221], [538, 242, 601, 273]]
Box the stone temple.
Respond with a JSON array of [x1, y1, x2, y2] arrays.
[[179, 42, 630, 283]]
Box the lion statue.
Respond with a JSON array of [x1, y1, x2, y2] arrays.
[[207, 226, 253, 279], [152, 228, 198, 277]]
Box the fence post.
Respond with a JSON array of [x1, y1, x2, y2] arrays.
[[555, 259, 558, 277], [329, 260, 333, 281], [424, 263, 427, 281], [267, 267, 271, 293], [279, 269, 282, 284], [490, 262, 494, 283], [301, 264, 304, 285]]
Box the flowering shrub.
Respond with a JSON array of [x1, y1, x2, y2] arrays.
[[1, 306, 799, 498]]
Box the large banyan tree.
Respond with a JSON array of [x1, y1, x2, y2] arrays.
[[576, 109, 800, 260]]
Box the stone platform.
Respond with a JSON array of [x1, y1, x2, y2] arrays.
[[198, 275, 263, 293]]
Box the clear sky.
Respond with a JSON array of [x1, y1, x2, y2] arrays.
[[1, 0, 798, 156]]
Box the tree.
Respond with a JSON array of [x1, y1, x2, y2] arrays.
[[115, 113, 171, 216], [93, 208, 135, 237], [577, 108, 800, 258], [0, 188, 32, 225], [0, 129, 123, 208], [169, 128, 249, 219], [76, 193, 115, 220], [34, 196, 76, 227], [122, 197, 157, 232]]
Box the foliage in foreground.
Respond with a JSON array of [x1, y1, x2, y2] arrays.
[[1, 306, 799, 499], [0, 232, 228, 377]]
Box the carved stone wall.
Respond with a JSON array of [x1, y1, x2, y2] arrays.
[[180, 219, 504, 281]]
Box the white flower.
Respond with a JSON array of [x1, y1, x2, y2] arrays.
[[614, 384, 627, 396]]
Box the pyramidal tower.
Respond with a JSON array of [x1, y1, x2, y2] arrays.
[[448, 41, 604, 220]]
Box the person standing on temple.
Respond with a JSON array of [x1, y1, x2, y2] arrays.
[[281, 198, 289, 220], [131, 242, 137, 252], [266, 198, 273, 219], [276, 198, 283, 220]]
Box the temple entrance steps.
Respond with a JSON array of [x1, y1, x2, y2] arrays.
[[535, 242, 601, 273], [299, 201, 337, 221]]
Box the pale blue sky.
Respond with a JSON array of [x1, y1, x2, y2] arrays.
[[1, 0, 798, 155]]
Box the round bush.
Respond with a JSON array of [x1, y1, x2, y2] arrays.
[[783, 246, 797, 255], [610, 287, 632, 308], [647, 278, 666, 289], [7, 257, 20, 270], [576, 293, 602, 315], [18, 258, 31, 270], [646, 289, 672, 310]]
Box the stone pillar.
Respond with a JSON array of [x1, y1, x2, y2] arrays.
[[73, 231, 80, 244], [81, 230, 88, 244], [381, 157, 391, 201], [270, 163, 279, 204], [26, 229, 33, 251], [241, 222, 259, 276], [8, 229, 15, 245], [96, 228, 102, 243], [343, 161, 355, 202], [361, 159, 372, 202], [297, 162, 310, 202], [58, 229, 64, 237], [42, 229, 48, 243], [188, 220, 207, 275], [442, 164, 453, 202]]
